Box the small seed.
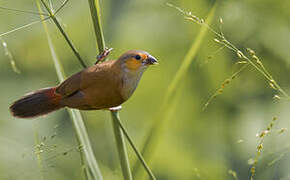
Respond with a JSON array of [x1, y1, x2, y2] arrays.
[[257, 144, 263, 151], [251, 167, 256, 174], [237, 139, 244, 143], [214, 38, 221, 43], [269, 83, 277, 89], [237, 51, 243, 58], [273, 95, 281, 100], [247, 48, 255, 55], [279, 128, 287, 134], [248, 158, 255, 165]]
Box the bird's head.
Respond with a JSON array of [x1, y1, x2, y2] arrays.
[[118, 50, 158, 72]]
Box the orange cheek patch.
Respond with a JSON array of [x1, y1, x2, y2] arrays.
[[126, 58, 142, 70]]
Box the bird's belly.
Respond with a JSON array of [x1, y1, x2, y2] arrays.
[[82, 87, 124, 110]]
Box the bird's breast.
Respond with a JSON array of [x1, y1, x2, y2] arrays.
[[120, 70, 144, 100]]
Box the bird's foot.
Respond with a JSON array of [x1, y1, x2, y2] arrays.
[[109, 106, 122, 112], [95, 47, 113, 64]]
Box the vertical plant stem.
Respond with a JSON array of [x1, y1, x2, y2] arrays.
[[37, 2, 103, 179], [68, 109, 103, 180], [113, 113, 156, 180], [87, 0, 156, 179], [40, 0, 87, 68], [87, 0, 105, 53], [111, 111, 133, 180], [79, 147, 93, 180], [86, 0, 133, 178]]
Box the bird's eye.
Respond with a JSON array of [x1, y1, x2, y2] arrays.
[[135, 55, 141, 60]]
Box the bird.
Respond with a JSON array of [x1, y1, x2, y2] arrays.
[[10, 50, 158, 118]]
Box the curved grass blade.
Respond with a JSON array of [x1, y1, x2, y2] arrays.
[[203, 63, 249, 110], [133, 3, 218, 179]]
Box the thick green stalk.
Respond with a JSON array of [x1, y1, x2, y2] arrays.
[[86, 0, 133, 179], [37, 1, 103, 179], [67, 109, 102, 180], [113, 112, 156, 180], [87, 0, 105, 53], [111, 111, 133, 180], [86, 1, 156, 179]]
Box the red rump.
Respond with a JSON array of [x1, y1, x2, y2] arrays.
[[45, 87, 62, 104], [10, 87, 64, 118]]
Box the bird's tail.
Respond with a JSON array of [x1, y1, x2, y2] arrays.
[[10, 87, 64, 118]]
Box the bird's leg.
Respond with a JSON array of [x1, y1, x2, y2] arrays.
[[95, 47, 113, 64], [109, 105, 122, 112]]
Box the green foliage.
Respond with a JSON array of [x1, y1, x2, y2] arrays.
[[37, 1, 103, 179], [0, 0, 290, 180], [133, 3, 218, 179]]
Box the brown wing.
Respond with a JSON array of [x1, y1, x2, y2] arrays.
[[56, 61, 113, 97], [56, 71, 82, 97], [57, 60, 124, 110]]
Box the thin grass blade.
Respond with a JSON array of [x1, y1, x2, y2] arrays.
[[0, 37, 21, 73], [133, 3, 218, 178], [0, 6, 49, 16], [203, 63, 249, 110], [0, 17, 49, 38]]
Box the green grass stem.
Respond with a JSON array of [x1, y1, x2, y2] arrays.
[[37, 2, 103, 179], [133, 82, 184, 179], [0, 37, 21, 73], [133, 3, 218, 178], [203, 63, 250, 110], [0, 6, 49, 16], [0, 17, 50, 38], [169, 3, 289, 102], [113, 111, 156, 180], [87, 0, 155, 179], [87, 0, 105, 53], [111, 111, 133, 180], [177, 4, 290, 100], [86, 0, 133, 179]]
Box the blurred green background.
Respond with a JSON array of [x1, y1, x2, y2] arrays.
[[1, 0, 290, 179]]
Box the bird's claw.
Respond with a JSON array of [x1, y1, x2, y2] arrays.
[[95, 47, 113, 64], [109, 106, 122, 112]]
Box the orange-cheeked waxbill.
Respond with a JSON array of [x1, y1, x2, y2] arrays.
[[10, 50, 158, 118]]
